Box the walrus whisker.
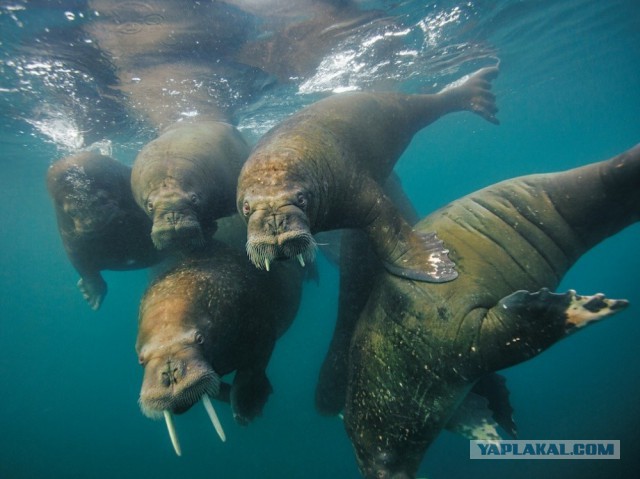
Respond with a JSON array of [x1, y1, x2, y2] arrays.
[[163, 410, 182, 456], [202, 394, 226, 442]]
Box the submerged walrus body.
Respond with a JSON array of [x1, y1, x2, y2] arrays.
[[136, 241, 304, 455], [236, 66, 500, 282], [344, 144, 639, 478], [131, 121, 249, 252], [47, 151, 161, 310]]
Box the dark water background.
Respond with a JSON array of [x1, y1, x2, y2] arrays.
[[1, 1, 639, 478]]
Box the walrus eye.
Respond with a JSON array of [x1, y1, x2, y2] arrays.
[[138, 355, 145, 366], [242, 201, 251, 217], [296, 192, 307, 210], [190, 193, 199, 205], [147, 201, 154, 212], [195, 332, 205, 345]]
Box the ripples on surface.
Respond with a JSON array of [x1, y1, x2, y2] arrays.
[[0, 0, 635, 153]]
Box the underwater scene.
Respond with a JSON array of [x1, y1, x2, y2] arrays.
[[1, 1, 639, 478]]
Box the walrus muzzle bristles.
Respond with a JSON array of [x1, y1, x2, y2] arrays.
[[246, 230, 317, 271], [139, 369, 221, 418], [150, 222, 205, 251]]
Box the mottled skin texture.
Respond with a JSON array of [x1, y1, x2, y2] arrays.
[[136, 242, 303, 425], [316, 173, 419, 415], [47, 151, 161, 310], [344, 144, 639, 478], [131, 120, 249, 252], [237, 66, 499, 282]]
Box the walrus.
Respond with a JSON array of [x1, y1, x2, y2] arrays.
[[343, 143, 639, 478], [236, 65, 500, 282], [314, 176, 517, 439], [136, 241, 304, 456], [131, 120, 250, 251], [47, 151, 161, 310]]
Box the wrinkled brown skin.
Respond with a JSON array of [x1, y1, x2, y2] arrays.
[[131, 120, 250, 252], [47, 151, 161, 310], [237, 66, 500, 282], [136, 241, 304, 425], [344, 144, 639, 478]]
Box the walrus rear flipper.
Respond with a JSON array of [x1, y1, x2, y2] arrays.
[[470, 373, 517, 439], [445, 373, 517, 440], [478, 288, 629, 373]]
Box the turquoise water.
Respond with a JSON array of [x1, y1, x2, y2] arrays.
[[1, 1, 639, 478]]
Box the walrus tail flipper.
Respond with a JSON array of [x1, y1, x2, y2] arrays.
[[478, 288, 629, 373]]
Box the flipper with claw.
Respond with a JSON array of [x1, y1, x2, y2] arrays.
[[478, 288, 629, 373]]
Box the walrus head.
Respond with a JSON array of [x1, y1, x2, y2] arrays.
[[238, 185, 318, 271], [48, 161, 123, 236], [136, 297, 226, 455], [144, 177, 207, 251], [61, 188, 122, 236]]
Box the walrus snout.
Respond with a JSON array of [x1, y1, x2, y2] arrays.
[[245, 207, 316, 270], [139, 355, 221, 416], [150, 212, 204, 250], [139, 355, 226, 455]]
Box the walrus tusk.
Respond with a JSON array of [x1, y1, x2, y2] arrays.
[[163, 410, 182, 456], [202, 394, 226, 442], [297, 254, 305, 267], [264, 258, 270, 272]]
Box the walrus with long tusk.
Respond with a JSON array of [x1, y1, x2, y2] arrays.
[[236, 65, 500, 282], [131, 120, 250, 252], [47, 151, 162, 310], [136, 240, 304, 455], [343, 143, 639, 478]]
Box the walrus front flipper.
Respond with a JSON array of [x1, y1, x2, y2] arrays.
[[479, 289, 629, 373], [361, 184, 457, 282], [77, 275, 107, 311], [381, 231, 457, 282], [230, 368, 273, 426]]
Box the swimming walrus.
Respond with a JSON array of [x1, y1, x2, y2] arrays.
[[131, 120, 250, 251], [343, 143, 639, 478], [47, 151, 161, 310], [136, 241, 304, 456], [236, 65, 499, 282]]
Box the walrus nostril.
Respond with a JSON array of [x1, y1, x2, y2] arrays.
[[160, 361, 182, 386], [165, 212, 179, 225]]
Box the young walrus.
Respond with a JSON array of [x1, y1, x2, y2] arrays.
[[47, 151, 161, 310], [136, 241, 304, 456], [236, 66, 500, 282], [343, 143, 639, 478]]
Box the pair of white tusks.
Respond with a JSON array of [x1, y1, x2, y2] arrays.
[[163, 394, 226, 456], [264, 254, 305, 272]]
